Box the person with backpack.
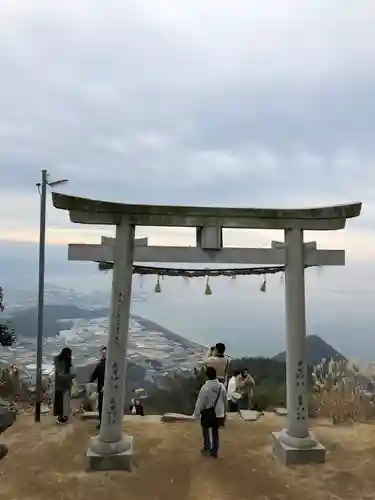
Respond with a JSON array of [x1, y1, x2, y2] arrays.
[[193, 366, 227, 458]]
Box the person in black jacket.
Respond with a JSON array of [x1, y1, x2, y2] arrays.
[[89, 346, 106, 429]]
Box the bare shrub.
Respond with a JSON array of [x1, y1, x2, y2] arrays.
[[311, 358, 375, 424]]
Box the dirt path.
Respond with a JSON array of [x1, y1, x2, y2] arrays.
[[1, 414, 375, 500]]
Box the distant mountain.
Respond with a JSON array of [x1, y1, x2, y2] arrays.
[[11, 305, 109, 339], [273, 334, 347, 366]]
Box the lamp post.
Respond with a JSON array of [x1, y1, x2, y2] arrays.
[[35, 170, 68, 423]]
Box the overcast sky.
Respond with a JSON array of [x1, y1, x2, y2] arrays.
[[1, 1, 375, 357]]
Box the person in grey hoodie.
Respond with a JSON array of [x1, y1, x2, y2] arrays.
[[193, 366, 227, 458]]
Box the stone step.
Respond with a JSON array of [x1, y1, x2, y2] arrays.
[[80, 411, 99, 420], [81, 411, 245, 424], [239, 410, 263, 422], [161, 412, 244, 423], [161, 413, 195, 423], [80, 412, 162, 423], [274, 408, 288, 416], [81, 410, 276, 425]]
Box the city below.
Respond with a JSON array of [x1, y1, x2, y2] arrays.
[[0, 283, 208, 387]]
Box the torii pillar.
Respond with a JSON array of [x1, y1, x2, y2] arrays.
[[92, 220, 136, 468], [51, 193, 362, 469], [272, 231, 327, 464]]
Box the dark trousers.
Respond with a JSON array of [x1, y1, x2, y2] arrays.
[[202, 424, 219, 454], [98, 392, 103, 422], [53, 391, 68, 422], [228, 400, 239, 412], [135, 404, 144, 416], [238, 395, 250, 410]]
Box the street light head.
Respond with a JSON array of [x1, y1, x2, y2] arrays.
[[48, 179, 69, 187]]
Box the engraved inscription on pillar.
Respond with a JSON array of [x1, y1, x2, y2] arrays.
[[114, 292, 123, 345], [107, 345, 121, 425], [110, 361, 119, 390], [295, 360, 306, 421], [108, 397, 117, 425]]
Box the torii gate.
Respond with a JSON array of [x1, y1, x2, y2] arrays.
[[51, 193, 361, 470]]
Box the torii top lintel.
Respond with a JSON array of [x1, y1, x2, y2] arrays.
[[51, 193, 362, 231]]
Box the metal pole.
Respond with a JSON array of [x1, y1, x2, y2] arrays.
[[35, 169, 48, 422]]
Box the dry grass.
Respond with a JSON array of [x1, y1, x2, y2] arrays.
[[1, 413, 375, 500], [311, 387, 375, 424]]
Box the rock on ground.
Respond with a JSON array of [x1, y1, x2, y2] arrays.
[[274, 408, 288, 416], [161, 413, 196, 423], [239, 410, 263, 421]]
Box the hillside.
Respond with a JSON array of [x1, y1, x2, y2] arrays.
[[273, 334, 347, 366], [2, 413, 375, 499], [131, 314, 206, 351], [9, 307, 207, 353], [10, 305, 109, 338]]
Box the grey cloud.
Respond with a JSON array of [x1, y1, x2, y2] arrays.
[[2, 1, 375, 360], [0, 0, 375, 232]]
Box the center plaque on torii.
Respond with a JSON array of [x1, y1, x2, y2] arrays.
[[51, 193, 361, 470]]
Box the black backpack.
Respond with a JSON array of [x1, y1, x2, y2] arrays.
[[200, 387, 221, 428]]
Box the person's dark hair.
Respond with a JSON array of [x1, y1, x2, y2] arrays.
[[233, 370, 241, 377], [215, 343, 226, 355], [58, 347, 72, 368], [206, 366, 217, 380]]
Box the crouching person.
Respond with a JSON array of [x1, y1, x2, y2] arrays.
[[193, 366, 227, 458]]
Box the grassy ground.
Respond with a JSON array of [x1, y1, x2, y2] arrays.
[[1, 413, 375, 500]]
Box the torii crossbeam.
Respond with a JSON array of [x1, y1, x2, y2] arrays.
[[68, 236, 345, 266]]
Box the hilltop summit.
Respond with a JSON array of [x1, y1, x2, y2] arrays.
[[1, 412, 374, 499]]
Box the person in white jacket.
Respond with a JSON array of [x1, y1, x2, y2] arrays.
[[193, 366, 227, 458], [227, 371, 242, 412]]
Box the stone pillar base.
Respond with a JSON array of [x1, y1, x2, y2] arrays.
[[86, 435, 134, 472], [272, 430, 326, 466]]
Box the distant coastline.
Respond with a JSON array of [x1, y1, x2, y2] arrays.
[[9, 305, 208, 353], [131, 314, 207, 352], [0, 308, 207, 380]]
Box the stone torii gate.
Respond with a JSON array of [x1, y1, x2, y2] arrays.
[[51, 193, 361, 470]]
